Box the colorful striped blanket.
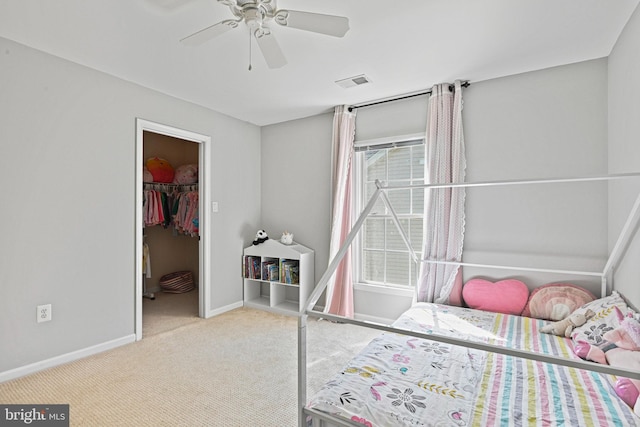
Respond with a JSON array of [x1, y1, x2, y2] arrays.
[[307, 303, 638, 426]]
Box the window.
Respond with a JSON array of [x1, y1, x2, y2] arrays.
[[354, 135, 425, 288]]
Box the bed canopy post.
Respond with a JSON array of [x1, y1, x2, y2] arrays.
[[300, 173, 640, 426], [297, 315, 308, 427], [602, 274, 614, 299], [379, 189, 420, 263], [303, 184, 384, 314], [601, 187, 640, 295], [298, 184, 384, 426]]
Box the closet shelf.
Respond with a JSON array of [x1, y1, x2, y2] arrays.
[[143, 182, 198, 191]]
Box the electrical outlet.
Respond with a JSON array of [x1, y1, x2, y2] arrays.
[[37, 304, 52, 323]]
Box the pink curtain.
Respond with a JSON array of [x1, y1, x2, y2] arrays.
[[324, 105, 356, 318], [416, 81, 466, 304]]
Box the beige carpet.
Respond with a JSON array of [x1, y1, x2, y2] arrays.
[[0, 298, 379, 427], [142, 289, 200, 337]]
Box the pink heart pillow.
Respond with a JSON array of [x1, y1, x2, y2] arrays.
[[463, 279, 530, 315]]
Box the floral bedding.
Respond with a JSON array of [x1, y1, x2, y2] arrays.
[[306, 302, 638, 426]]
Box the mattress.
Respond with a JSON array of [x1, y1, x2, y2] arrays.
[[306, 302, 639, 426]]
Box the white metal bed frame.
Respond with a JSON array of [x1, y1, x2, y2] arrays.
[[298, 172, 640, 427]]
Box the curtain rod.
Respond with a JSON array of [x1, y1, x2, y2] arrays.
[[348, 80, 470, 112]]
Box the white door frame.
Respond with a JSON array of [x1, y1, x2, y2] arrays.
[[135, 118, 212, 341]]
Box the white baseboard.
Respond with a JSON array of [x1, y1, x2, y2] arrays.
[[0, 334, 136, 383], [204, 300, 243, 318]]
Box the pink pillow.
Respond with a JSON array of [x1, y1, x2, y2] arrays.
[[521, 283, 596, 320], [463, 279, 529, 315]]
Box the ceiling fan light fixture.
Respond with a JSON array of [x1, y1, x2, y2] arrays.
[[243, 7, 263, 29]]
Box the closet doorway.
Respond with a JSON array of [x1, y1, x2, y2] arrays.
[[135, 119, 212, 341]]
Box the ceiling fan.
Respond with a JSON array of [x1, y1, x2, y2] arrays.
[[180, 0, 350, 69]]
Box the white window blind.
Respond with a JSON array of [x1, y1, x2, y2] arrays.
[[354, 134, 425, 288]]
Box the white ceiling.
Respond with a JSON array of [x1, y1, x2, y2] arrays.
[[1, 0, 638, 126]]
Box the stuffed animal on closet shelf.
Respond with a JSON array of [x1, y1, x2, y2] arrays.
[[540, 309, 595, 337], [574, 307, 640, 415], [146, 157, 175, 183], [143, 166, 154, 183], [253, 229, 268, 245], [173, 164, 198, 184]]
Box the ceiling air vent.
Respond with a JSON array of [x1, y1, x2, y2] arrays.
[[335, 74, 371, 89]]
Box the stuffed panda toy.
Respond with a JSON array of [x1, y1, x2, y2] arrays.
[[253, 229, 269, 245]]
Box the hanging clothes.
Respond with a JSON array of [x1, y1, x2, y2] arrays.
[[143, 189, 170, 227], [173, 191, 199, 237], [142, 242, 152, 278], [143, 184, 199, 237]]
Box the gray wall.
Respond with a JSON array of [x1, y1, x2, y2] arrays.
[[261, 59, 610, 321], [0, 37, 261, 374], [608, 5, 640, 308], [462, 59, 608, 292], [260, 113, 333, 286]]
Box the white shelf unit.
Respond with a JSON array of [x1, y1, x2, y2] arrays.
[[243, 239, 314, 316]]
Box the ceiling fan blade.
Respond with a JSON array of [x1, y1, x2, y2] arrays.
[[254, 27, 287, 69], [274, 10, 349, 37], [180, 19, 240, 46]]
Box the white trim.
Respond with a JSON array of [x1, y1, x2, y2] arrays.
[[352, 141, 426, 288], [352, 151, 364, 285], [354, 132, 425, 147], [354, 282, 414, 298], [135, 119, 213, 339], [199, 128, 213, 319], [0, 335, 135, 383], [207, 301, 243, 318]]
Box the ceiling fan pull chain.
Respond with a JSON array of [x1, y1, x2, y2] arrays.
[[248, 27, 252, 71]]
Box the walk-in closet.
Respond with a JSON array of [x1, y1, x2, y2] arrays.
[[142, 130, 200, 336]]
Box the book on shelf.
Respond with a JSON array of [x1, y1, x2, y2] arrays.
[[280, 259, 299, 284], [261, 260, 279, 282], [244, 256, 262, 280]]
